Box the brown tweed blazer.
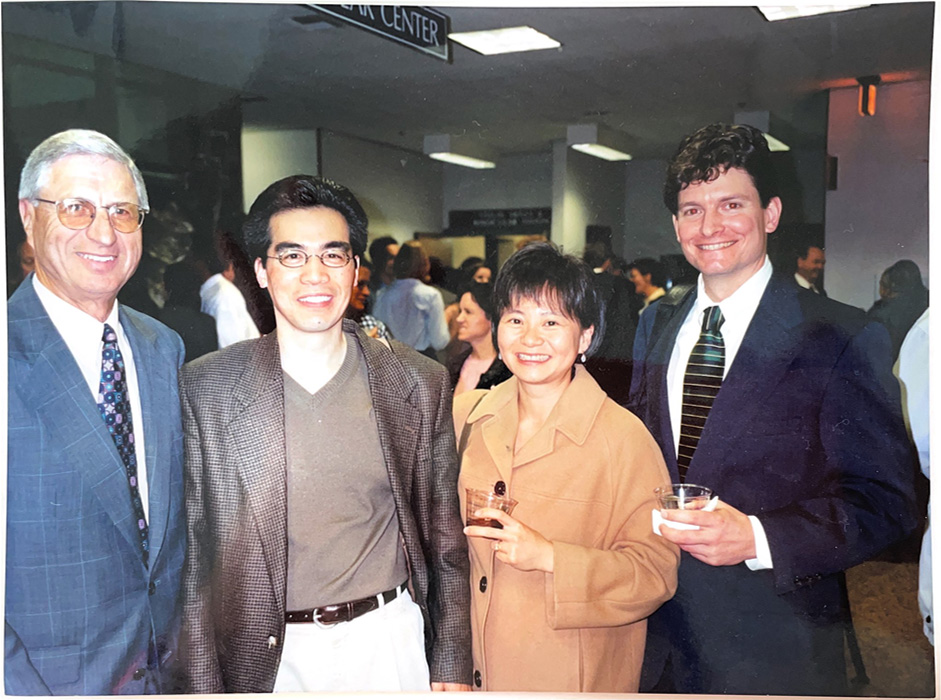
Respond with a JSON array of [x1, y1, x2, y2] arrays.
[[177, 320, 472, 692]]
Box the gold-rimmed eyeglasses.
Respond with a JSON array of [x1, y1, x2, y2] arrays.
[[267, 249, 353, 269], [33, 197, 147, 234]]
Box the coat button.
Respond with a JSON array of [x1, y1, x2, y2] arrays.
[[474, 670, 482, 687], [479, 576, 487, 593], [133, 668, 146, 681], [148, 581, 156, 595], [268, 635, 278, 649]]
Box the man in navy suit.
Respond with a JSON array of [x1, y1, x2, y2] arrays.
[[631, 123, 917, 695], [6, 130, 185, 694]]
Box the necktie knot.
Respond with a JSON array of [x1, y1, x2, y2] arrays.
[[702, 306, 725, 334], [102, 323, 118, 346]]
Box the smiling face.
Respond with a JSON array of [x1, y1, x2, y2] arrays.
[[255, 206, 357, 342], [19, 154, 142, 321], [497, 294, 593, 393], [796, 246, 826, 284], [673, 166, 781, 301], [456, 291, 492, 344], [349, 265, 371, 313], [628, 267, 653, 296]]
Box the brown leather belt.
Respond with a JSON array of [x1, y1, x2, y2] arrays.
[[285, 583, 405, 626]]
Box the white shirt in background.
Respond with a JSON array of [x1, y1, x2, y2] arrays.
[[200, 273, 260, 348]]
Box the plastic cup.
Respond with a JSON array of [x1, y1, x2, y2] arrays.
[[465, 487, 518, 529]]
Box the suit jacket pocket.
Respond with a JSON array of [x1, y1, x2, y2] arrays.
[[31, 644, 81, 687]]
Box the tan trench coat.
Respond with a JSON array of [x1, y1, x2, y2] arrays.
[[453, 367, 679, 692]]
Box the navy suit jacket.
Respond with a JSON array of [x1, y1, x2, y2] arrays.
[[629, 274, 917, 695], [6, 277, 186, 695]]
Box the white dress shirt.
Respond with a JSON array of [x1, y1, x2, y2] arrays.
[[200, 273, 260, 348], [794, 271, 822, 294], [33, 275, 149, 519], [666, 256, 774, 569]]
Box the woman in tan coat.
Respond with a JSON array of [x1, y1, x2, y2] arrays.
[[454, 243, 679, 692]]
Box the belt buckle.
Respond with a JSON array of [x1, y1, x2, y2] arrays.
[[312, 602, 352, 629]]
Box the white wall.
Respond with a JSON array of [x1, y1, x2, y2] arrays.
[[825, 80, 929, 308], [320, 131, 443, 244], [623, 158, 678, 261], [241, 127, 319, 212], [441, 151, 552, 220], [551, 141, 627, 256]]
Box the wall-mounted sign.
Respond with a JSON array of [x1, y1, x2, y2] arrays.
[[449, 208, 551, 235], [308, 5, 451, 62]]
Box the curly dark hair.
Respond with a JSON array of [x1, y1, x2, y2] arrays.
[[663, 123, 779, 215], [493, 242, 606, 356], [242, 175, 368, 262]]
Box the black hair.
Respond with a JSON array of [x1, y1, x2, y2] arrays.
[[242, 175, 368, 262], [459, 281, 497, 322], [881, 259, 926, 297], [368, 236, 398, 269], [663, 123, 779, 215], [628, 257, 668, 288], [493, 242, 605, 356]]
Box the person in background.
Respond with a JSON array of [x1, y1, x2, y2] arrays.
[[160, 258, 219, 361], [895, 308, 931, 645], [628, 257, 668, 313], [794, 242, 826, 295], [459, 256, 492, 285], [373, 240, 450, 358], [199, 230, 261, 348], [7, 128, 185, 694], [448, 281, 511, 395], [367, 235, 399, 296], [453, 242, 678, 692], [867, 259, 929, 361], [345, 260, 390, 340], [178, 174, 471, 693], [630, 122, 916, 695]]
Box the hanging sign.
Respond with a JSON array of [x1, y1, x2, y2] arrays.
[[308, 5, 451, 62]]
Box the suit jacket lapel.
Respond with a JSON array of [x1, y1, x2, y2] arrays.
[[647, 288, 697, 477], [12, 285, 144, 563], [689, 277, 804, 480], [121, 306, 177, 567], [226, 333, 288, 612], [355, 324, 420, 521]]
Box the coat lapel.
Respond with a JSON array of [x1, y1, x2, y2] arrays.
[[647, 288, 697, 476], [11, 284, 144, 564], [226, 333, 288, 612], [121, 306, 175, 567], [688, 277, 805, 481]]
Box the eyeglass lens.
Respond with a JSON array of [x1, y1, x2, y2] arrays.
[[53, 198, 144, 233]]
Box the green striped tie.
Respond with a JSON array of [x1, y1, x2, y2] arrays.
[[677, 306, 725, 482]]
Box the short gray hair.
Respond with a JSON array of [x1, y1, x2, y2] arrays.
[[18, 129, 149, 210]]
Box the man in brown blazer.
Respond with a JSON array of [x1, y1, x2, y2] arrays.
[[177, 175, 472, 692]]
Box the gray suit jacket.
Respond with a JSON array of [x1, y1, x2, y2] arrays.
[[178, 320, 472, 692], [6, 276, 186, 695]]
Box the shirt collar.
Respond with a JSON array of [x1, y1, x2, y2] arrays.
[[694, 255, 773, 324], [32, 274, 121, 341]]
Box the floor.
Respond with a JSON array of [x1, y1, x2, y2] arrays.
[[845, 557, 936, 697]]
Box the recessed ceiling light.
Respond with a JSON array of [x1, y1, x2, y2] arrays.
[[427, 153, 496, 169], [757, 5, 870, 21], [570, 144, 633, 162], [448, 26, 561, 56]]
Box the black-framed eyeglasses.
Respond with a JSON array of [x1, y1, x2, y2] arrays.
[[267, 249, 353, 269], [33, 197, 147, 234]]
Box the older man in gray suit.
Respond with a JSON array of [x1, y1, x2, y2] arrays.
[[6, 129, 185, 694], [178, 175, 472, 693]]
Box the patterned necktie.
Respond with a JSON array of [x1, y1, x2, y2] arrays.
[[98, 323, 149, 565], [677, 306, 725, 482]]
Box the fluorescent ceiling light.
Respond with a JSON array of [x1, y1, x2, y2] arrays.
[[763, 133, 790, 152], [424, 134, 497, 169], [427, 152, 496, 169], [567, 124, 633, 162], [570, 143, 633, 162], [758, 5, 870, 21], [448, 26, 561, 56]]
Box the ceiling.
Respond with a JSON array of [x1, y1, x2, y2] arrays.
[[2, 2, 934, 159]]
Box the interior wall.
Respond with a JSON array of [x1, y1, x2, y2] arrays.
[[551, 141, 626, 257], [441, 151, 552, 221], [241, 127, 319, 212], [825, 80, 929, 308], [623, 158, 678, 261], [320, 131, 443, 246]]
